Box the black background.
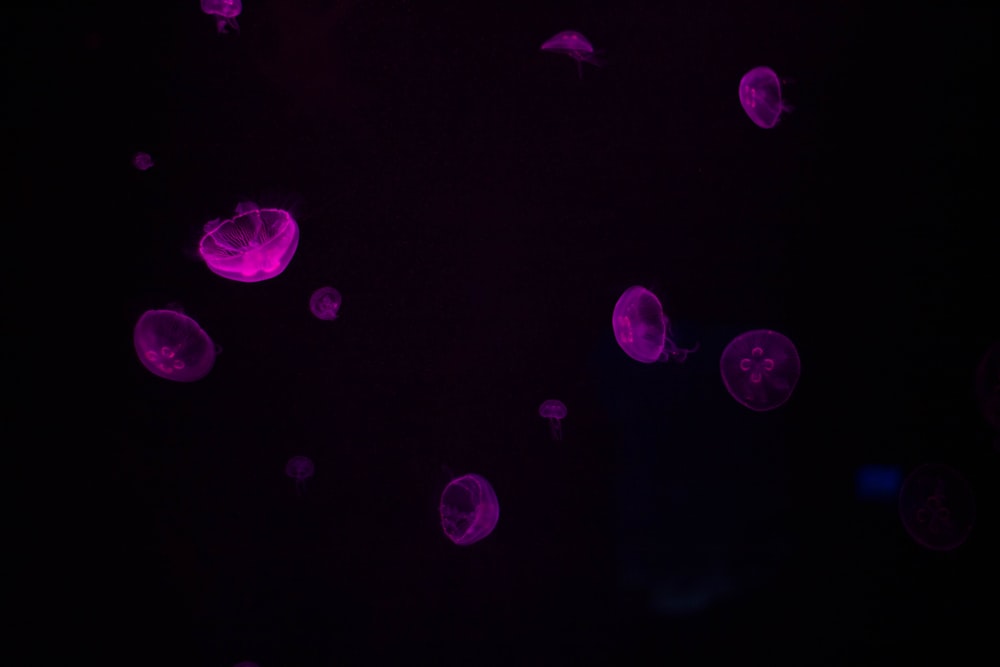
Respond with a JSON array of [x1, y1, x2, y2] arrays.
[[25, 1, 996, 665]]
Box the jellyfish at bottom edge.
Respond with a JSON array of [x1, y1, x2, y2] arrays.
[[439, 473, 500, 546]]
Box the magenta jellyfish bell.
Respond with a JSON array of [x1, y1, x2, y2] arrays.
[[540, 30, 605, 79], [132, 152, 153, 171], [538, 399, 567, 441], [199, 202, 300, 283], [898, 464, 975, 551], [201, 0, 241, 34], [309, 286, 342, 321], [612, 286, 697, 364], [719, 329, 800, 411], [439, 473, 500, 546], [738, 66, 792, 129], [285, 455, 315, 496], [134, 308, 217, 382]]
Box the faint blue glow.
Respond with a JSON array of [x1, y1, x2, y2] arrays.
[[855, 465, 903, 501]]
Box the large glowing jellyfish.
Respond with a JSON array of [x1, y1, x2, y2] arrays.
[[612, 285, 697, 364], [538, 399, 567, 441], [134, 308, 217, 382], [439, 473, 500, 546], [199, 202, 300, 283], [738, 66, 792, 129], [309, 286, 342, 321], [540, 30, 605, 79], [974, 342, 1000, 433], [132, 152, 153, 171], [898, 464, 975, 551], [719, 329, 800, 411], [201, 0, 241, 34], [285, 456, 315, 496]]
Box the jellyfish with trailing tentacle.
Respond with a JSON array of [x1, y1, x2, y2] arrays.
[[538, 399, 567, 441], [540, 30, 605, 80], [285, 456, 315, 496], [201, 0, 241, 34], [199, 201, 300, 282], [898, 464, 975, 551], [612, 286, 698, 364], [134, 307, 217, 382], [739, 66, 793, 129], [719, 329, 800, 411], [439, 473, 500, 546], [309, 286, 342, 321]]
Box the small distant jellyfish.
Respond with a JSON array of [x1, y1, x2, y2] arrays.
[[132, 152, 153, 171], [738, 66, 792, 129], [898, 464, 975, 551], [612, 285, 698, 364], [439, 473, 500, 546], [540, 30, 605, 80], [199, 201, 300, 283], [309, 286, 342, 321], [134, 308, 216, 382], [285, 455, 315, 496], [719, 329, 800, 411], [538, 399, 567, 441], [201, 0, 241, 34]]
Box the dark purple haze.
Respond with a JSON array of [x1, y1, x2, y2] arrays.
[[898, 464, 975, 551]]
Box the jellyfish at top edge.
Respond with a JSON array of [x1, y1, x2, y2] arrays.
[[719, 329, 800, 412], [309, 286, 342, 321], [538, 399, 567, 441], [134, 308, 216, 382], [540, 30, 605, 80], [439, 473, 500, 546], [132, 152, 153, 171], [612, 285, 698, 364], [199, 201, 300, 283], [898, 464, 975, 551], [201, 0, 242, 34], [285, 456, 315, 496], [738, 66, 791, 129]]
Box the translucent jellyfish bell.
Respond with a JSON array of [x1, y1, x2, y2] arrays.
[[133, 308, 217, 382], [719, 329, 800, 411], [738, 66, 792, 129], [132, 152, 153, 171], [538, 399, 567, 441], [309, 286, 342, 321], [439, 473, 500, 546], [612, 285, 698, 364], [199, 202, 300, 283], [540, 30, 605, 79], [201, 0, 242, 34], [898, 464, 975, 551], [285, 455, 315, 496]]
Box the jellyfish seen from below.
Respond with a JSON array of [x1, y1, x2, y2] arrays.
[[612, 285, 697, 364], [132, 152, 153, 171], [540, 30, 605, 79], [538, 399, 567, 441], [199, 201, 300, 283], [898, 464, 975, 551], [134, 308, 217, 382], [285, 456, 315, 496], [719, 329, 800, 411], [974, 342, 1000, 433], [201, 0, 241, 34], [309, 286, 342, 321], [739, 66, 791, 129], [439, 473, 500, 546]]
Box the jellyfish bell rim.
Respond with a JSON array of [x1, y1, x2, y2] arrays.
[[540, 30, 595, 54]]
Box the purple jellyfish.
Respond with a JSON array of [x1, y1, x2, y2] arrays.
[[285, 455, 315, 496], [974, 342, 1000, 433], [612, 285, 698, 364], [540, 30, 605, 79], [132, 152, 153, 171], [738, 66, 791, 129], [201, 0, 241, 34], [719, 329, 800, 411], [539, 399, 567, 441], [134, 308, 217, 382], [898, 464, 975, 551], [199, 202, 300, 283], [439, 473, 500, 546], [309, 286, 342, 321]]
